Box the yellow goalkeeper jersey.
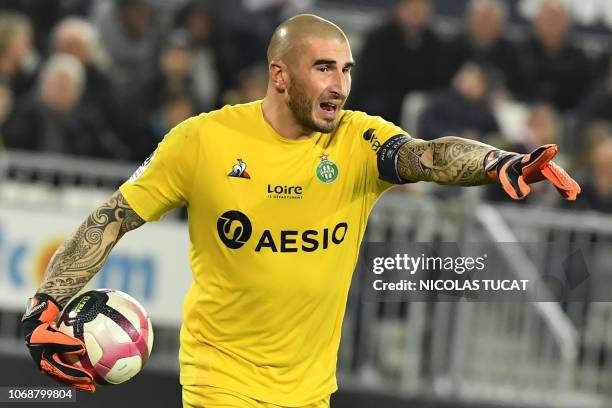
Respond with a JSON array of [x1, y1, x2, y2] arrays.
[[119, 100, 412, 406]]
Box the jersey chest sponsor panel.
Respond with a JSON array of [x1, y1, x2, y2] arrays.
[[185, 107, 370, 315]]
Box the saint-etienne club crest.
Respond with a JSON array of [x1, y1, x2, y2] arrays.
[[316, 154, 339, 183]]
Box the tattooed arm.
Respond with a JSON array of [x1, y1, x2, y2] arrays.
[[38, 191, 145, 307], [397, 136, 496, 186]]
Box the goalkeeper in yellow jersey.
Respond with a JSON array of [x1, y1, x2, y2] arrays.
[[20, 13, 580, 408]]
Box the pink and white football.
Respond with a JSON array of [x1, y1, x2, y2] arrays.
[[57, 289, 154, 385]]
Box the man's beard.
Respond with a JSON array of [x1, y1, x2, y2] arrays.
[[287, 80, 338, 133]]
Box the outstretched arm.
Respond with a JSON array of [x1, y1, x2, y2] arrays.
[[397, 136, 494, 186], [396, 137, 581, 200], [38, 190, 145, 307]]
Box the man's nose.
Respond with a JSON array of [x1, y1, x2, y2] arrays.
[[330, 69, 348, 100]]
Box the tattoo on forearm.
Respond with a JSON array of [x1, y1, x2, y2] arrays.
[[38, 191, 145, 307], [397, 136, 495, 186]]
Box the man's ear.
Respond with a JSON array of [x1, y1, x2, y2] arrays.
[[269, 61, 288, 93]]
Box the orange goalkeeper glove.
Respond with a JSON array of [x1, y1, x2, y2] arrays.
[[484, 144, 581, 200], [21, 293, 96, 392]]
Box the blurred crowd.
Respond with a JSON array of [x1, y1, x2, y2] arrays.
[[349, 0, 612, 212], [0, 0, 284, 162], [0, 0, 610, 212]]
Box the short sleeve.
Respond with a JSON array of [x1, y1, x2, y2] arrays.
[[350, 111, 414, 190], [119, 115, 201, 221]]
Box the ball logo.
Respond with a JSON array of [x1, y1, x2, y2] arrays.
[[217, 210, 252, 249]]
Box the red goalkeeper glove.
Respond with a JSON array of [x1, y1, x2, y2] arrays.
[[21, 293, 95, 392], [484, 144, 581, 200]]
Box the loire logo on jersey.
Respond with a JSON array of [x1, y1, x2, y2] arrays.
[[217, 210, 253, 249], [216, 211, 348, 252], [267, 184, 303, 200], [228, 159, 250, 179], [316, 154, 339, 183]]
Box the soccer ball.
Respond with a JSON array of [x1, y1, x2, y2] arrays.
[[56, 289, 154, 385]]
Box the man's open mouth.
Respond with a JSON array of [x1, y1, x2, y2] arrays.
[[320, 102, 338, 112]]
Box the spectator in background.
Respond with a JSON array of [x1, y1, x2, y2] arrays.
[[576, 57, 612, 148], [572, 121, 612, 176], [51, 17, 118, 132], [446, 0, 526, 99], [350, 0, 446, 124], [150, 91, 196, 144], [0, 81, 13, 148], [3, 54, 116, 159], [417, 62, 499, 141], [139, 29, 197, 116], [518, 104, 561, 152], [222, 63, 268, 106], [128, 91, 196, 161], [94, 0, 160, 103], [175, 1, 261, 110], [521, 0, 593, 112], [0, 12, 37, 100], [123, 29, 199, 161], [571, 137, 612, 213], [0, 0, 91, 52]]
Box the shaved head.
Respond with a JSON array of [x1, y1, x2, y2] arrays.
[[267, 14, 348, 64]]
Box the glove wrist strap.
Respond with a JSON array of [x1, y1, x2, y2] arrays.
[[22, 293, 61, 323], [484, 149, 515, 181]]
